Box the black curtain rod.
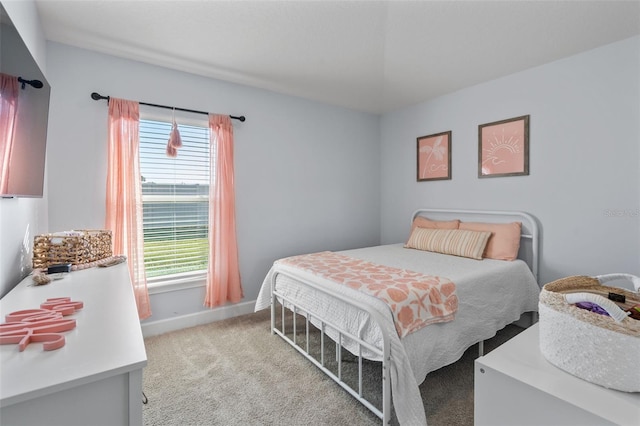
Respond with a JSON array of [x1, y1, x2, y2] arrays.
[[90, 92, 246, 122], [18, 77, 44, 90]]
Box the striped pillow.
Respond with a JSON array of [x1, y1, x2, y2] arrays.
[[405, 228, 492, 260]]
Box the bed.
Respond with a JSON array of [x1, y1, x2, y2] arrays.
[[254, 209, 541, 425]]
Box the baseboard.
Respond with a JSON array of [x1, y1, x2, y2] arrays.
[[141, 299, 257, 338], [140, 304, 535, 338]]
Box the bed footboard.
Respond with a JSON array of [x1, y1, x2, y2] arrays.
[[271, 269, 393, 424]]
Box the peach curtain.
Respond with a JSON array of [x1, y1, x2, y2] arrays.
[[205, 114, 243, 307], [105, 98, 151, 319], [0, 73, 19, 193]]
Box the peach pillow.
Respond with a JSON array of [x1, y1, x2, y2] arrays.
[[459, 221, 522, 261], [410, 217, 460, 234]]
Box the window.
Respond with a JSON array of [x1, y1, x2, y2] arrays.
[[139, 119, 211, 279]]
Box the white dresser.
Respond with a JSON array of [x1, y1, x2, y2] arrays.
[[475, 323, 640, 426], [0, 263, 147, 425]]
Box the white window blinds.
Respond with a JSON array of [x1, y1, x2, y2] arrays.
[[139, 119, 210, 278]]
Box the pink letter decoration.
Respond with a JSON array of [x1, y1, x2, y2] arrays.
[[0, 297, 83, 351]]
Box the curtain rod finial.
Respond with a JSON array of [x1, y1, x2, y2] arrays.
[[91, 92, 109, 101]]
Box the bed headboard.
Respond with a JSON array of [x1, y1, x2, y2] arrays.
[[411, 208, 540, 284]]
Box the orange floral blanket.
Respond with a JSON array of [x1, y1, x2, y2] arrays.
[[277, 251, 458, 338]]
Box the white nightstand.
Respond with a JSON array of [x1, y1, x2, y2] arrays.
[[474, 323, 639, 426]]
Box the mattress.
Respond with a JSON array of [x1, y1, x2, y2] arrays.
[[254, 243, 540, 424]]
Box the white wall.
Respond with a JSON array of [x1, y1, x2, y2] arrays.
[[4, 2, 637, 324], [44, 42, 381, 324], [380, 36, 640, 287], [0, 0, 48, 298]]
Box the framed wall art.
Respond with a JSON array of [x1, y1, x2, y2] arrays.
[[478, 115, 529, 178], [417, 131, 451, 181]]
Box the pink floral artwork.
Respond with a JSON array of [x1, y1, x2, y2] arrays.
[[417, 131, 451, 181], [479, 115, 529, 178]]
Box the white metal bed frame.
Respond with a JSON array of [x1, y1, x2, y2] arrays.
[[268, 209, 540, 425], [271, 273, 392, 421]]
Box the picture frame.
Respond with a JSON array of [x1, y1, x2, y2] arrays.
[[478, 115, 529, 178], [417, 130, 451, 181]]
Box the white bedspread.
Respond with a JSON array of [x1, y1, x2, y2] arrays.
[[255, 243, 540, 425]]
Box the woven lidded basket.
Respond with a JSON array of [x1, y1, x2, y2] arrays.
[[538, 274, 640, 392], [33, 230, 113, 269]]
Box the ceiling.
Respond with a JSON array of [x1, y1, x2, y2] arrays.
[[34, 0, 640, 114]]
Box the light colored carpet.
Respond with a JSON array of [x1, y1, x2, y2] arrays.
[[142, 308, 522, 426]]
